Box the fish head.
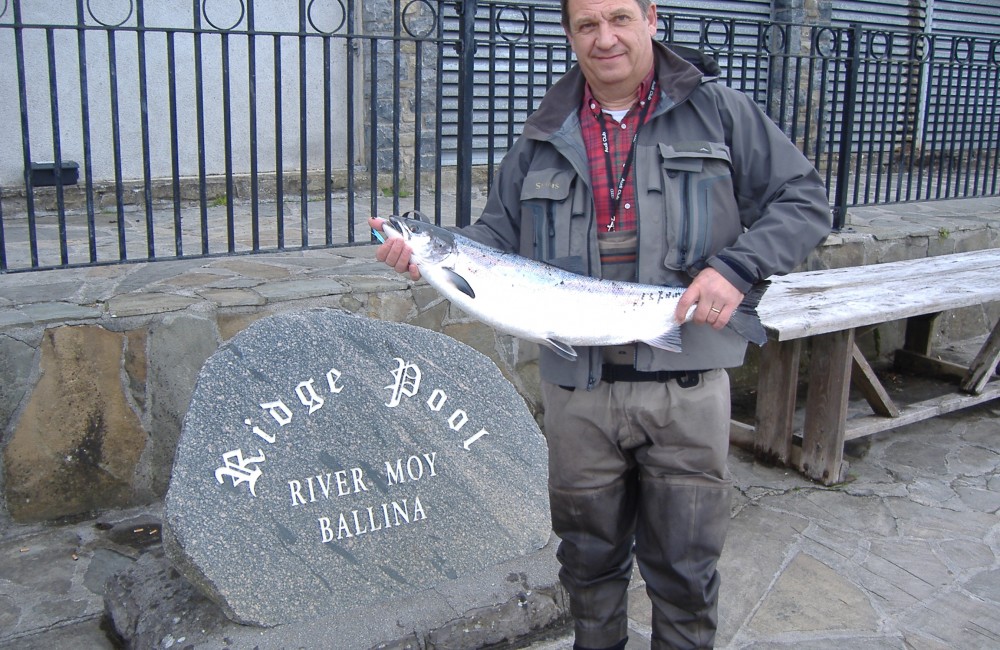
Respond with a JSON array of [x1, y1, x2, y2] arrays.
[[384, 215, 456, 264]]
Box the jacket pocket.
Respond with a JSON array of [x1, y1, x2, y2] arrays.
[[519, 169, 573, 262], [656, 141, 737, 271]]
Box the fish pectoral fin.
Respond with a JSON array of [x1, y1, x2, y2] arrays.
[[542, 338, 578, 361], [643, 327, 684, 354], [444, 268, 476, 299]]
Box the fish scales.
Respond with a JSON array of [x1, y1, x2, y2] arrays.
[[380, 216, 767, 361]]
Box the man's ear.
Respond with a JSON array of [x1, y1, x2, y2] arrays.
[[646, 3, 657, 35]]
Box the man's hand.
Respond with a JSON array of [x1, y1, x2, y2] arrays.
[[368, 217, 421, 280], [674, 267, 744, 330]]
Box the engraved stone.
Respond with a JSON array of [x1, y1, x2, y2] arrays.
[[162, 308, 550, 627]]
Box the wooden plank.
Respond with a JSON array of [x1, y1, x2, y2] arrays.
[[894, 349, 972, 382], [758, 250, 1000, 341], [844, 379, 1000, 440], [753, 339, 802, 465], [902, 313, 941, 356], [851, 344, 900, 417], [963, 320, 1000, 395], [800, 330, 854, 485]]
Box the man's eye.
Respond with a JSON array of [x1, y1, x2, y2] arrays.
[[613, 15, 632, 24], [576, 22, 595, 34]]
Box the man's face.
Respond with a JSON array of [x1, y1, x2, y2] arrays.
[[564, 0, 657, 99]]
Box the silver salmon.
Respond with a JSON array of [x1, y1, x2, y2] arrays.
[[380, 215, 767, 361]]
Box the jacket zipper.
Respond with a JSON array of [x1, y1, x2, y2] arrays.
[[679, 173, 691, 268]]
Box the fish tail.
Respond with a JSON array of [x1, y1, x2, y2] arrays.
[[725, 282, 769, 346]]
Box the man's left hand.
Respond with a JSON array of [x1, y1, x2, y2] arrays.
[[674, 267, 744, 330]]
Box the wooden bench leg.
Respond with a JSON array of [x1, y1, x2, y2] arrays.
[[754, 339, 801, 466], [903, 312, 941, 356], [852, 344, 900, 417], [800, 329, 854, 485], [963, 319, 1000, 395]]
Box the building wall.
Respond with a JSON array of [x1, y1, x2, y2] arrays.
[[0, 1, 354, 187]]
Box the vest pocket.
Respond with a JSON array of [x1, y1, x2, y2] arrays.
[[656, 141, 737, 272], [519, 170, 573, 262]]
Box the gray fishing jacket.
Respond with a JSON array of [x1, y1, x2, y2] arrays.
[[463, 41, 832, 390]]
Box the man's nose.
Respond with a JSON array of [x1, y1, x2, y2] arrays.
[[595, 20, 617, 48]]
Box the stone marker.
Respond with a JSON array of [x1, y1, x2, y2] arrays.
[[163, 308, 551, 627]]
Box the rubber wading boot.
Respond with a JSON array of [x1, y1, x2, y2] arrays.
[[550, 472, 639, 649], [635, 478, 731, 649]]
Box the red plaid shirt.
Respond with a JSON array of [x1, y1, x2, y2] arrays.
[[581, 67, 659, 233]]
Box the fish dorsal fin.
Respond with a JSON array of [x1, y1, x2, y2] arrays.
[[643, 327, 684, 354], [543, 339, 578, 361], [444, 268, 476, 299]]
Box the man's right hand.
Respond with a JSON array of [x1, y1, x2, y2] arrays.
[[369, 217, 421, 280]]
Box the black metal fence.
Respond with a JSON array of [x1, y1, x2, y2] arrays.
[[1, 0, 998, 272]]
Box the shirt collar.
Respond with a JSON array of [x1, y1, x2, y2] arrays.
[[583, 65, 657, 119]]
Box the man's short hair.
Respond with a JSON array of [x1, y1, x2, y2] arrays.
[[561, 0, 654, 30]]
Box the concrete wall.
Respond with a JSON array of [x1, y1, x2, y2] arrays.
[[1, 203, 998, 526], [0, 0, 355, 187]]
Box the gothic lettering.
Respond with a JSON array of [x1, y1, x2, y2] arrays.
[[296, 379, 325, 414], [462, 428, 490, 450], [260, 399, 292, 426], [326, 368, 344, 393], [215, 449, 266, 497]]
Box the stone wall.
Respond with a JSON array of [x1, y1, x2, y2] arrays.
[[1, 203, 998, 526]]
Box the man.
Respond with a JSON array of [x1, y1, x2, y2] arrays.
[[371, 0, 831, 647]]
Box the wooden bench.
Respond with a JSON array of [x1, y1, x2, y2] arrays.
[[742, 248, 1000, 485]]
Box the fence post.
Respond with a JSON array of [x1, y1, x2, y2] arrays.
[[833, 23, 862, 230], [454, 0, 477, 227]]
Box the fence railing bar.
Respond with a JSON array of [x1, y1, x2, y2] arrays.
[[273, 35, 285, 249], [298, 1, 309, 249], [874, 56, 890, 204], [136, 1, 155, 259], [247, 2, 261, 252], [192, 2, 209, 254], [800, 44, 816, 162], [936, 62, 955, 198], [454, 0, 477, 228], [485, 6, 498, 189], [965, 62, 984, 197], [44, 28, 69, 265], [433, 19, 445, 227], [347, 0, 358, 243], [973, 65, 992, 196], [854, 50, 872, 207], [412, 38, 425, 217], [73, 0, 98, 263], [14, 1, 38, 268], [323, 35, 333, 246], [833, 24, 862, 228], [105, 26, 128, 261], [222, 30, 237, 253], [167, 32, 184, 257], [369, 37, 379, 226], [895, 49, 916, 203]]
